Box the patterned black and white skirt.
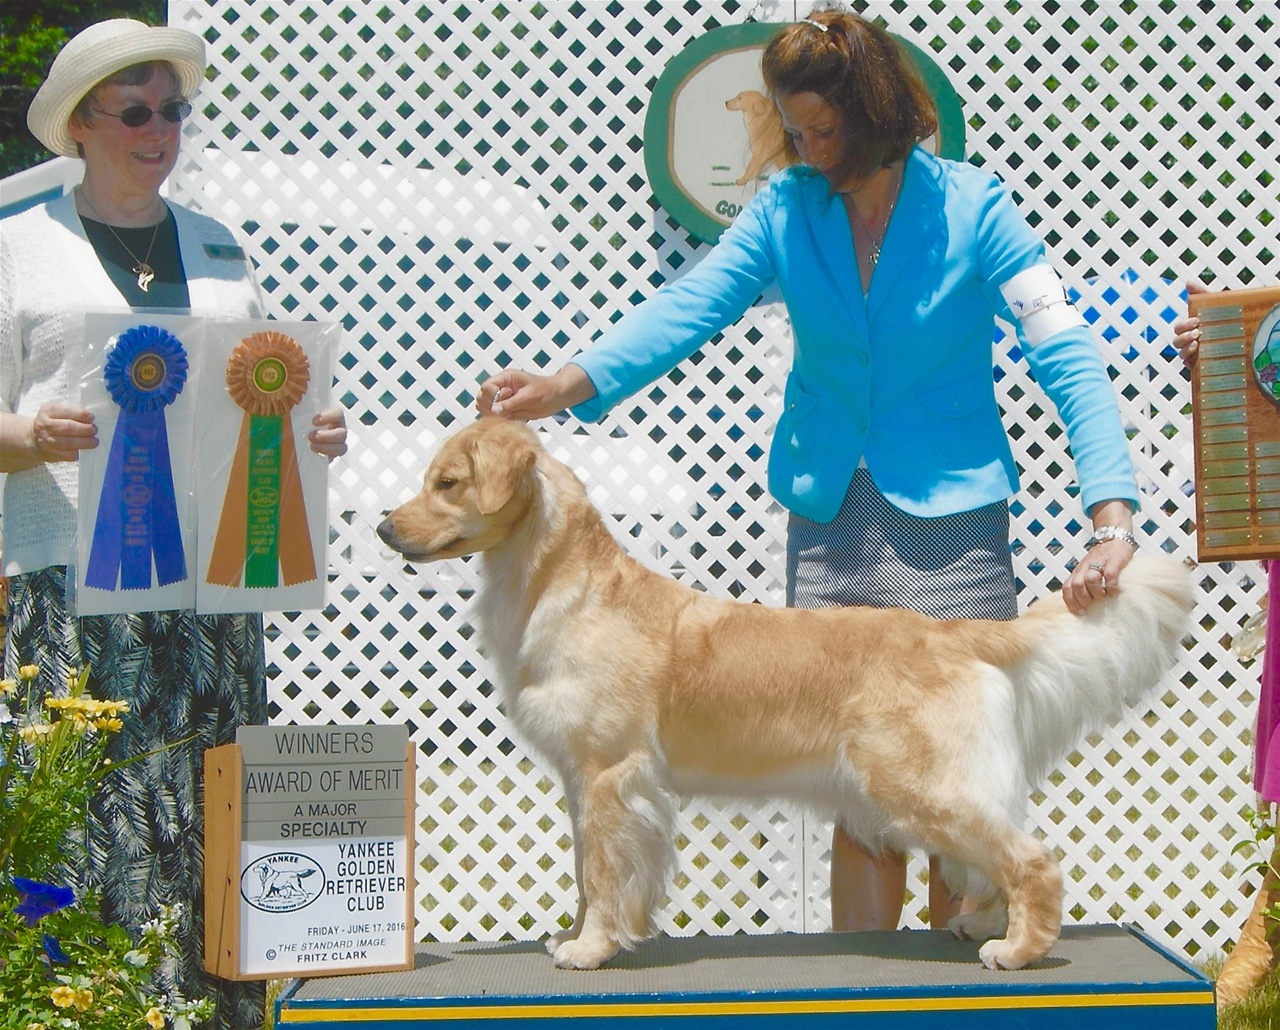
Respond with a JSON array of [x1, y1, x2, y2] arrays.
[[786, 468, 1018, 621]]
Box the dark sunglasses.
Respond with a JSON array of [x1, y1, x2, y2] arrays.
[[94, 100, 193, 128]]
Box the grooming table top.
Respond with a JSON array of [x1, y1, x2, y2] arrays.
[[276, 924, 1216, 1028]]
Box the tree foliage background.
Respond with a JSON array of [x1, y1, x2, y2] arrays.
[[0, 1, 166, 178]]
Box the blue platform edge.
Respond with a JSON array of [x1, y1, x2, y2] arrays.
[[274, 924, 1216, 1028]]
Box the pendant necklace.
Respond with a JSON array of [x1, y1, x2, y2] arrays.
[[848, 169, 902, 268], [78, 190, 163, 292]]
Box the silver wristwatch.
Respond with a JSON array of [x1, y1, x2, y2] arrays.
[[1088, 525, 1139, 551]]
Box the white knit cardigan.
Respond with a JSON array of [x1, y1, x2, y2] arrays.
[[0, 191, 264, 575]]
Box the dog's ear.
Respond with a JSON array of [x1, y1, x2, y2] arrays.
[[470, 428, 537, 515]]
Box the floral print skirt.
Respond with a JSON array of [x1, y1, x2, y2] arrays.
[[3, 567, 268, 1029]]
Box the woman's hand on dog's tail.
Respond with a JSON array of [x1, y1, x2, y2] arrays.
[[477, 364, 597, 421]]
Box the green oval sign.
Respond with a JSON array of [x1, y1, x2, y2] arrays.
[[643, 22, 966, 243]]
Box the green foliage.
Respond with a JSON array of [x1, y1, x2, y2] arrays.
[[0, 664, 124, 880], [0, 1, 166, 177], [0, 897, 213, 1030], [1232, 807, 1280, 940], [0, 664, 211, 1027]]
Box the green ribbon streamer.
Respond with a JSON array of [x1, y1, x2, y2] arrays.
[[245, 414, 283, 588]]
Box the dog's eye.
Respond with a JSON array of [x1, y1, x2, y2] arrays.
[[435, 477, 457, 491]]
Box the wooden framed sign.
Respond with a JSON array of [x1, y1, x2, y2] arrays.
[[204, 725, 415, 980], [1190, 283, 1280, 560]]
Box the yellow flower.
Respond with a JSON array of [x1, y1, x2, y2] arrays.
[[144, 1006, 166, 1029], [19, 723, 54, 744], [0, 678, 16, 697], [45, 696, 129, 719], [73, 987, 93, 1011], [92, 717, 124, 734], [50, 985, 76, 1008], [18, 664, 40, 681]]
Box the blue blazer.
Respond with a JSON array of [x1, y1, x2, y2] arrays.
[[571, 147, 1138, 523]]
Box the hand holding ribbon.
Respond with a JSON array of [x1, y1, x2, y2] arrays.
[[306, 407, 349, 458]]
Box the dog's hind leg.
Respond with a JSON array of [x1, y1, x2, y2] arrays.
[[551, 751, 676, 970]]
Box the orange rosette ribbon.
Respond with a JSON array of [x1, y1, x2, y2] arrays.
[[206, 331, 317, 589]]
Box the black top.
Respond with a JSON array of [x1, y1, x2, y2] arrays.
[[81, 208, 190, 308]]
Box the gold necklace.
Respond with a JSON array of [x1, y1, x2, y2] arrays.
[[78, 191, 164, 292], [847, 170, 901, 267]]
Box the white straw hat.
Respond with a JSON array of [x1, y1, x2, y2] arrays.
[[27, 19, 206, 159]]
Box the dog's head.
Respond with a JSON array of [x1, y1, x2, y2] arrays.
[[377, 418, 539, 562], [725, 90, 770, 116]]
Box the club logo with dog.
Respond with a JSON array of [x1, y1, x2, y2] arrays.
[[241, 852, 326, 913]]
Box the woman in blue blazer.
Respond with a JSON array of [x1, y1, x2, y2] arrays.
[[479, 10, 1139, 937]]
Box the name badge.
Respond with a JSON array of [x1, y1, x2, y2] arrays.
[[204, 243, 246, 260]]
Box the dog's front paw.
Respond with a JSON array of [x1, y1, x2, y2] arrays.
[[545, 926, 578, 956], [978, 937, 1028, 971], [552, 935, 619, 970]]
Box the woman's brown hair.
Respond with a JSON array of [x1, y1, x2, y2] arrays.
[[762, 10, 937, 189]]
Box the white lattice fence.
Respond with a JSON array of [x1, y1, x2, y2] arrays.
[[166, 0, 1279, 961]]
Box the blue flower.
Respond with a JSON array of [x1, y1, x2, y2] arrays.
[[12, 878, 75, 926], [42, 932, 70, 964]]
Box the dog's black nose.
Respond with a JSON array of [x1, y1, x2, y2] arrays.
[[375, 517, 398, 547]]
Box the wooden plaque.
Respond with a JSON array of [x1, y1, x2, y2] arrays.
[[204, 725, 416, 981], [1190, 283, 1280, 560]]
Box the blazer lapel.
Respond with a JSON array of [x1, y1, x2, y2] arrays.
[[864, 147, 944, 323], [803, 180, 869, 332], [50, 192, 125, 304]]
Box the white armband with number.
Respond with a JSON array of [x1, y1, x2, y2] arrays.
[[998, 264, 1087, 347]]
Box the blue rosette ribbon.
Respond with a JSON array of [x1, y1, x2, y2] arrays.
[[85, 325, 189, 590]]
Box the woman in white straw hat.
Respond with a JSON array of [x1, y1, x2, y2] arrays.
[[1, 18, 346, 1028]]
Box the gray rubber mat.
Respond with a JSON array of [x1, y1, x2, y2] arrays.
[[285, 924, 1205, 1001]]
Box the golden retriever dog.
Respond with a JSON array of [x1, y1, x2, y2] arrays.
[[725, 89, 793, 186], [377, 418, 1192, 972]]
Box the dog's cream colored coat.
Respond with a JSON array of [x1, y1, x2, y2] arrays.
[[378, 419, 1192, 972]]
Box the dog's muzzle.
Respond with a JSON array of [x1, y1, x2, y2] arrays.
[[376, 516, 463, 562], [376, 516, 412, 556]]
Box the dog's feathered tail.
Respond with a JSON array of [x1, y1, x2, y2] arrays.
[[995, 553, 1193, 782]]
